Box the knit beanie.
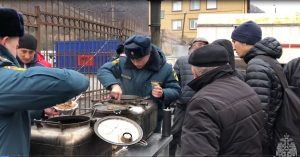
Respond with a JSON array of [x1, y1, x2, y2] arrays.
[[189, 44, 229, 67], [231, 20, 262, 45], [19, 33, 37, 51], [0, 8, 24, 37], [212, 39, 235, 69], [124, 35, 151, 59]]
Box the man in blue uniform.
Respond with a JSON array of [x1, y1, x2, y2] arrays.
[[0, 8, 89, 156], [97, 35, 181, 132], [17, 33, 60, 122]]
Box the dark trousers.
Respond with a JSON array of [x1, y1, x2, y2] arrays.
[[169, 106, 185, 157]]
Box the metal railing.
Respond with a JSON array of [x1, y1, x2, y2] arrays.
[[1, 0, 148, 109]]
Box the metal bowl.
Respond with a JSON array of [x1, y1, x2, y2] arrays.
[[53, 101, 78, 116]]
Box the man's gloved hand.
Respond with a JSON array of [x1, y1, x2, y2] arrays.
[[110, 84, 123, 100]]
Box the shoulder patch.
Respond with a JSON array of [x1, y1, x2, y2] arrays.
[[173, 70, 179, 81], [112, 58, 120, 65], [4, 66, 26, 71], [151, 81, 161, 86]]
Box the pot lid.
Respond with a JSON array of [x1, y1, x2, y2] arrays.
[[120, 95, 141, 100], [93, 103, 128, 113], [94, 116, 143, 146]]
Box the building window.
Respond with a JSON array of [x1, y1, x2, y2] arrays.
[[189, 19, 197, 29], [161, 10, 165, 19], [172, 1, 182, 11], [172, 20, 182, 30], [207, 0, 217, 9], [190, 0, 200, 10]]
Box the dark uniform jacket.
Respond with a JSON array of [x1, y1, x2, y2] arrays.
[[173, 56, 195, 108], [0, 45, 89, 156], [284, 57, 300, 97], [17, 54, 48, 121], [181, 65, 264, 156], [243, 37, 283, 150], [97, 45, 180, 108], [97, 45, 180, 131]]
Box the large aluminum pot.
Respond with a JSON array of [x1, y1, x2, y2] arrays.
[[91, 95, 157, 140], [30, 115, 112, 157]]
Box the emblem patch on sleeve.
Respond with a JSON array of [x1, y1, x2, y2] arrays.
[[173, 71, 179, 81], [112, 58, 120, 65], [4, 66, 26, 71]]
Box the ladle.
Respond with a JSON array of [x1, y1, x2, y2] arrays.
[[73, 94, 83, 103]]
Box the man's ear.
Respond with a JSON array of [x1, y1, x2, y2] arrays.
[[0, 36, 9, 46]]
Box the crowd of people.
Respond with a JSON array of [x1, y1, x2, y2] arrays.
[[0, 7, 300, 157]]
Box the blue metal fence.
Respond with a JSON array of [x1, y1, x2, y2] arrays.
[[55, 40, 120, 73]]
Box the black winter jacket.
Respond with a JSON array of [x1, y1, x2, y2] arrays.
[[181, 65, 264, 156], [284, 57, 300, 97], [173, 56, 195, 108], [243, 37, 283, 151]]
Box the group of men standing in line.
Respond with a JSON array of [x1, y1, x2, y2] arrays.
[[1, 6, 300, 157], [170, 20, 300, 156], [99, 19, 300, 156]]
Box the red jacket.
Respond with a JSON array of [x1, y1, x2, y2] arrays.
[[36, 51, 52, 68]]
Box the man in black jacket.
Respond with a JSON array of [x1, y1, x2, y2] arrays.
[[181, 44, 264, 156], [169, 37, 208, 157], [231, 20, 283, 155], [284, 57, 300, 97]]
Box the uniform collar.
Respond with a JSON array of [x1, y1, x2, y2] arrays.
[[0, 45, 20, 67], [124, 49, 162, 72]]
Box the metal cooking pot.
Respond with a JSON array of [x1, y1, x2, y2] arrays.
[[31, 114, 144, 157], [30, 115, 112, 156], [90, 95, 157, 140], [44, 115, 143, 146], [41, 115, 90, 129], [92, 102, 129, 116]]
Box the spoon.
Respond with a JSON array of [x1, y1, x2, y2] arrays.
[[73, 94, 83, 103]]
